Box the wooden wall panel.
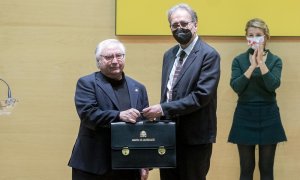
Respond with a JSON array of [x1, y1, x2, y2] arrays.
[[0, 0, 299, 179]]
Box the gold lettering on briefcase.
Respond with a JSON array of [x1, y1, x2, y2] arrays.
[[131, 130, 155, 142], [122, 147, 130, 156], [158, 146, 166, 155]]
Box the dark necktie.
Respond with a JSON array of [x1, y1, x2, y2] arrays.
[[169, 50, 186, 101]]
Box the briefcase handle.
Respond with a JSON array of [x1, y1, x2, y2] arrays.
[[140, 119, 173, 124]]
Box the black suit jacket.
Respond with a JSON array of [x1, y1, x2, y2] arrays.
[[160, 37, 220, 145], [68, 72, 149, 175]]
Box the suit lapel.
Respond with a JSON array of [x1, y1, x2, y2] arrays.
[[126, 77, 139, 108], [162, 47, 178, 97], [95, 73, 120, 109], [165, 54, 177, 81]]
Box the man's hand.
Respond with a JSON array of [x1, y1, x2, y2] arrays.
[[142, 104, 162, 120], [119, 108, 140, 123], [140, 168, 149, 180]]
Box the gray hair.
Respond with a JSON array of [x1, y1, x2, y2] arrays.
[[94, 39, 126, 68], [245, 18, 270, 39], [167, 3, 198, 24]]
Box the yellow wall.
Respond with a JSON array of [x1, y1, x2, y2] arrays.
[[0, 0, 299, 179], [116, 0, 300, 36]]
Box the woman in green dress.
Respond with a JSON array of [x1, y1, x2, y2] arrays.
[[228, 18, 287, 180]]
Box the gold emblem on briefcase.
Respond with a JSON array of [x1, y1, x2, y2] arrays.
[[140, 130, 147, 138], [122, 147, 130, 156], [158, 146, 166, 155]]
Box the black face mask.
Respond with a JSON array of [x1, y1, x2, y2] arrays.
[[172, 28, 193, 45]]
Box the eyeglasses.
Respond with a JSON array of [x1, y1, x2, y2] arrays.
[[170, 21, 193, 30], [100, 53, 125, 62]]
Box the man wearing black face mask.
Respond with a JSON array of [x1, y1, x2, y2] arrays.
[[142, 3, 221, 180]]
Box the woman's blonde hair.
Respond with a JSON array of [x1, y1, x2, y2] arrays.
[[245, 18, 270, 39]]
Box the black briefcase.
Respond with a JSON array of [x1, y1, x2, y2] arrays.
[[111, 120, 176, 169]]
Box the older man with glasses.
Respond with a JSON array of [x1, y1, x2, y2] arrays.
[[68, 39, 149, 180]]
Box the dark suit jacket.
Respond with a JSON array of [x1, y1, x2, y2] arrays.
[[160, 37, 220, 145], [68, 72, 149, 175]]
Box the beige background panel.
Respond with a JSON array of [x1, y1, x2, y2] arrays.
[[0, 0, 299, 179]]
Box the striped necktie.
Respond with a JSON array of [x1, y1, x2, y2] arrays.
[[169, 50, 186, 101]]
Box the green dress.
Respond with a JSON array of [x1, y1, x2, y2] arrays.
[[228, 49, 287, 145]]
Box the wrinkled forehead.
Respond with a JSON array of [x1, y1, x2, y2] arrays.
[[170, 9, 192, 24], [102, 44, 124, 55]]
